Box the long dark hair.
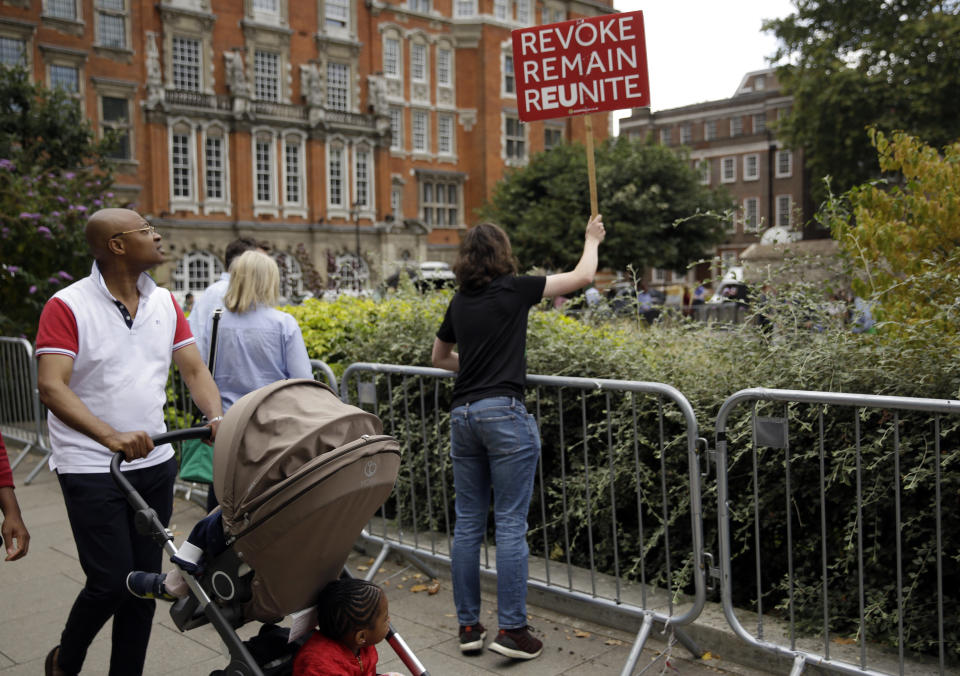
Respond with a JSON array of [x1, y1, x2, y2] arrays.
[[453, 222, 517, 292], [315, 578, 383, 641]]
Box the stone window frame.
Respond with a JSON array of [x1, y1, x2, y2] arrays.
[[352, 141, 375, 218], [160, 5, 216, 95], [246, 0, 289, 29], [720, 156, 736, 183], [417, 170, 464, 228], [173, 250, 223, 294], [325, 59, 351, 111], [544, 123, 563, 150], [243, 21, 293, 104], [94, 0, 132, 57], [39, 44, 87, 107], [168, 117, 199, 214], [389, 105, 404, 153], [502, 112, 527, 167], [42, 0, 84, 37], [501, 43, 515, 98], [696, 158, 710, 185], [92, 76, 138, 168], [743, 196, 760, 232], [251, 127, 279, 217], [408, 31, 430, 103], [281, 129, 308, 218], [411, 108, 430, 157], [775, 148, 793, 178], [437, 113, 455, 158], [200, 121, 231, 215], [776, 194, 792, 227], [453, 0, 476, 17], [435, 38, 455, 110], [326, 134, 349, 217], [743, 153, 760, 181]]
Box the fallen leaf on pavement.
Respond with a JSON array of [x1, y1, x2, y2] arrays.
[[574, 630, 591, 638]]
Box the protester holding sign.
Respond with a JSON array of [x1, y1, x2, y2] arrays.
[[432, 214, 605, 661]]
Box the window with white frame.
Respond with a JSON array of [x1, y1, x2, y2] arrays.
[[327, 143, 346, 208], [437, 48, 451, 88], [254, 50, 281, 101], [726, 212, 737, 233], [383, 37, 400, 78], [754, 112, 766, 133], [172, 37, 201, 91], [493, 0, 507, 20], [204, 130, 225, 201], [776, 149, 793, 177], [705, 119, 717, 141], [47, 0, 78, 21], [503, 54, 515, 95], [721, 250, 738, 272], [437, 114, 454, 155], [653, 268, 666, 283], [454, 0, 476, 16], [543, 4, 565, 22], [354, 146, 371, 208], [505, 115, 525, 161], [326, 62, 349, 111], [420, 176, 459, 227], [50, 64, 80, 93], [173, 251, 223, 293], [776, 195, 792, 226], [743, 197, 759, 231], [412, 110, 429, 153], [516, 0, 531, 24], [408, 0, 429, 12], [101, 95, 132, 160], [254, 135, 274, 204], [697, 159, 710, 185], [544, 126, 562, 150], [391, 182, 403, 219], [755, 74, 766, 91], [171, 127, 193, 200], [389, 106, 403, 151], [0, 37, 27, 67], [659, 127, 671, 145], [721, 156, 736, 183], [325, 0, 349, 29], [96, 0, 128, 49], [730, 116, 742, 137], [253, 0, 279, 13], [743, 153, 759, 181], [411, 43, 427, 83], [284, 136, 304, 206], [680, 123, 691, 145]]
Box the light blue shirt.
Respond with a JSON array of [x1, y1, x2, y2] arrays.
[[200, 304, 313, 412], [188, 273, 230, 356]]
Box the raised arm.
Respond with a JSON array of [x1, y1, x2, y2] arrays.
[[542, 213, 606, 299]]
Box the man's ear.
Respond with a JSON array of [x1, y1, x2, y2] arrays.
[[107, 237, 125, 256]]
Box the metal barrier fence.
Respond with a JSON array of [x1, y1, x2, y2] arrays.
[[339, 362, 709, 675], [0, 337, 51, 484], [715, 388, 960, 676]]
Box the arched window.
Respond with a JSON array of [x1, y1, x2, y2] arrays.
[[273, 251, 306, 303], [172, 250, 224, 294]]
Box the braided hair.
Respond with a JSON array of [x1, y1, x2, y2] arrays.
[[316, 578, 384, 641]]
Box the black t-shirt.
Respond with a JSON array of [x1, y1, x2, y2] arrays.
[[437, 275, 546, 409]]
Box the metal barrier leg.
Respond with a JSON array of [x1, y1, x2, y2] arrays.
[[365, 539, 394, 581], [619, 614, 654, 676], [789, 653, 806, 675], [670, 626, 702, 659], [8, 442, 35, 470], [23, 451, 52, 484]]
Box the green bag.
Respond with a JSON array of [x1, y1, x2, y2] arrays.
[[179, 438, 213, 484], [178, 307, 221, 485]]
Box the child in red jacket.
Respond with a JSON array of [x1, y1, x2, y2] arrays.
[[293, 578, 403, 676]]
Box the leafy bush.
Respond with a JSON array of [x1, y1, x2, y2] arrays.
[[288, 285, 959, 660]]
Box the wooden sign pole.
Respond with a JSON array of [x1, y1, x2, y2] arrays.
[[584, 114, 598, 218]]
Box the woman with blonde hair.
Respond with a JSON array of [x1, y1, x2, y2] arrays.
[[201, 250, 313, 413]]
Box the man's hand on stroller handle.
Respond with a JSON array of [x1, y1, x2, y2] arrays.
[[105, 430, 154, 461]]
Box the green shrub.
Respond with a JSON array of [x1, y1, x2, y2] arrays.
[[285, 285, 960, 660]]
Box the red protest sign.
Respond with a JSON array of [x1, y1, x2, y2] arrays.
[[511, 10, 649, 122]]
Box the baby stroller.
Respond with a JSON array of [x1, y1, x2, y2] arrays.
[[110, 378, 430, 676]]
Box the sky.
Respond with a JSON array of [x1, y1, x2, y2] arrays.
[[610, 0, 797, 127]]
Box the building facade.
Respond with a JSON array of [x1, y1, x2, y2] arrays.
[[619, 69, 810, 282], [0, 0, 612, 300]]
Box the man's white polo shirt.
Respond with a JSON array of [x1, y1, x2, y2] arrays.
[[36, 263, 195, 473]]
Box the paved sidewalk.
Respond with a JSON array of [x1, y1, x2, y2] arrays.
[[0, 447, 768, 676]]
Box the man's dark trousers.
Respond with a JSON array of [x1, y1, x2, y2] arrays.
[[56, 457, 177, 675]]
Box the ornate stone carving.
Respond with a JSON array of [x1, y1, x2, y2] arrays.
[[300, 63, 324, 108], [145, 33, 164, 109], [367, 73, 388, 116], [225, 50, 250, 99]]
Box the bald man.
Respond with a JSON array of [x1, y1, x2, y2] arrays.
[[36, 209, 223, 676]]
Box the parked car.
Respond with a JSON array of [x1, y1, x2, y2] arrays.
[[384, 260, 455, 291]]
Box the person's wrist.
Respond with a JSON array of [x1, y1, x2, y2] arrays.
[[209, 415, 224, 424]]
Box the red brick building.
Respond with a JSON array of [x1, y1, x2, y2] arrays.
[[619, 69, 810, 282], [0, 0, 612, 298]]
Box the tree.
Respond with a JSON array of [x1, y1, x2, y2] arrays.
[[0, 67, 118, 339], [478, 137, 732, 274], [766, 0, 960, 203], [822, 129, 960, 332]]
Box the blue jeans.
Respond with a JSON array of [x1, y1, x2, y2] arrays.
[[449, 396, 541, 630]]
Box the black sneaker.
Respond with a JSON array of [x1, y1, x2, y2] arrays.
[[458, 623, 486, 653], [126, 571, 176, 601], [488, 625, 543, 660]]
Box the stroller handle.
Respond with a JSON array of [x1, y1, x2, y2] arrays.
[[109, 426, 213, 523]]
